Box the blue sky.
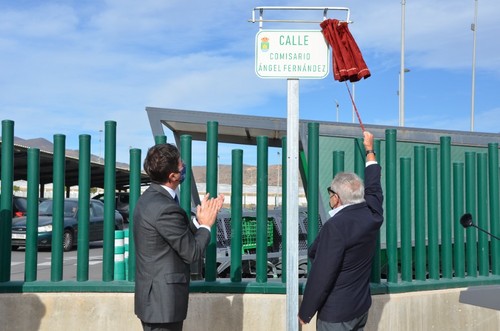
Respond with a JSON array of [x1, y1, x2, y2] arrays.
[[1, 1, 498, 166]]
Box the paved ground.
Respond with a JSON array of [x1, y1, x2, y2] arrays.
[[10, 242, 105, 281]]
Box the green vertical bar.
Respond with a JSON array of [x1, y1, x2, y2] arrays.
[[0, 120, 14, 281], [477, 153, 489, 276], [128, 148, 142, 282], [332, 151, 345, 177], [205, 121, 218, 281], [256, 136, 268, 283], [453, 163, 465, 278], [354, 137, 365, 180], [370, 139, 381, 284], [307, 123, 319, 273], [427, 148, 439, 280], [154, 135, 166, 145], [180, 135, 200, 280], [281, 137, 287, 283], [230, 149, 243, 282], [77, 134, 91, 281], [414, 146, 426, 280], [465, 152, 477, 277], [385, 129, 398, 283], [440, 137, 452, 278], [103, 121, 117, 281], [25, 148, 40, 282], [180, 135, 192, 215], [400, 157, 412, 282], [488, 143, 500, 274], [51, 134, 65, 281]]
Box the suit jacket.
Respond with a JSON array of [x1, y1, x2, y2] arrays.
[[299, 164, 384, 323], [133, 183, 211, 323]]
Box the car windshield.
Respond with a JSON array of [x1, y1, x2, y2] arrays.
[[38, 200, 78, 217]]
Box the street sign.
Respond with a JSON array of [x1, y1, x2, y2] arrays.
[[255, 30, 329, 79]]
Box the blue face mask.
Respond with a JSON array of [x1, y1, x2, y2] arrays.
[[179, 162, 186, 184]]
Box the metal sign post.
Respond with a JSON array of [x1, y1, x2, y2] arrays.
[[250, 7, 350, 331]]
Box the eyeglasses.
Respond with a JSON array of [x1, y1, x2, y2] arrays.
[[175, 160, 185, 173], [327, 187, 336, 197]]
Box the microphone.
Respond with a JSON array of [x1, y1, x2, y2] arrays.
[[460, 213, 500, 241]]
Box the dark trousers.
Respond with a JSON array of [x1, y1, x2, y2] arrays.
[[316, 311, 368, 331], [141, 320, 183, 331]]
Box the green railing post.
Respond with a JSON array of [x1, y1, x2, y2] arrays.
[[370, 139, 381, 284], [385, 129, 398, 283], [256, 136, 268, 283], [427, 148, 439, 280], [77, 134, 91, 281], [307, 123, 319, 273], [440, 137, 452, 278], [128, 148, 142, 282], [25, 148, 40, 282], [477, 153, 489, 276], [230, 149, 243, 282], [180, 134, 202, 280], [400, 157, 412, 282], [465, 152, 477, 277], [332, 151, 345, 177], [281, 137, 287, 283], [51, 134, 66, 281], [0, 120, 14, 282], [180, 135, 192, 216], [103, 121, 117, 281], [205, 121, 218, 281], [414, 146, 426, 281], [354, 137, 365, 180], [488, 143, 500, 275], [154, 135, 167, 145], [453, 163, 465, 278]]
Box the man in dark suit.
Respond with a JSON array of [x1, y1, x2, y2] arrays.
[[134, 143, 224, 331], [299, 131, 383, 331]]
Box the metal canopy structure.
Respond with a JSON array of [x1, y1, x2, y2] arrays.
[[0, 141, 150, 192], [146, 107, 500, 148]]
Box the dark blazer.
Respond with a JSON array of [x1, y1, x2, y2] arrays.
[[299, 164, 384, 324], [133, 183, 211, 323]]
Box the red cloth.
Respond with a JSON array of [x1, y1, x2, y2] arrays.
[[320, 19, 371, 82]]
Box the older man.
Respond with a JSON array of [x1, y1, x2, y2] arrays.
[[299, 131, 384, 331]]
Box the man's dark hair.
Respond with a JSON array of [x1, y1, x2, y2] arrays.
[[143, 144, 180, 184]]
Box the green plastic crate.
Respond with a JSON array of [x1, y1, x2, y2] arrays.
[[241, 217, 274, 253]]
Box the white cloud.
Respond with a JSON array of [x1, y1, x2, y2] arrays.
[[1, 0, 499, 165]]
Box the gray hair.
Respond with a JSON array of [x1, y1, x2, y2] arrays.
[[330, 172, 365, 204]]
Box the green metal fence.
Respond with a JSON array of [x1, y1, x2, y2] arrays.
[[1, 119, 500, 295]]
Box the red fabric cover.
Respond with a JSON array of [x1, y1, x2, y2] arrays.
[[320, 19, 371, 82]]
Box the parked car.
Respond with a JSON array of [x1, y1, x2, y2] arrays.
[[92, 192, 129, 223], [0, 195, 28, 218], [11, 198, 124, 252]]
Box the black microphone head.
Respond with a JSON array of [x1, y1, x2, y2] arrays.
[[460, 213, 474, 228]]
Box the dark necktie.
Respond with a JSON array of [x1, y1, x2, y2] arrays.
[[174, 195, 179, 205]]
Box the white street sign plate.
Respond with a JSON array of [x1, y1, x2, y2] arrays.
[[255, 30, 330, 79]]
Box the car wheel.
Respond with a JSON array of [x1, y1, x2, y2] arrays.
[[63, 229, 74, 252]]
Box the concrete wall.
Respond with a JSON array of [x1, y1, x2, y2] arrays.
[[1, 288, 499, 331]]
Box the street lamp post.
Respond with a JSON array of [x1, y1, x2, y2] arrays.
[[398, 68, 410, 126], [399, 0, 407, 127], [335, 100, 340, 122], [470, 0, 478, 132]]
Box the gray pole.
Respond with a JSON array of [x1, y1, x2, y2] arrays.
[[400, 0, 407, 127], [470, 0, 478, 132], [286, 78, 300, 331], [335, 100, 340, 122]]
